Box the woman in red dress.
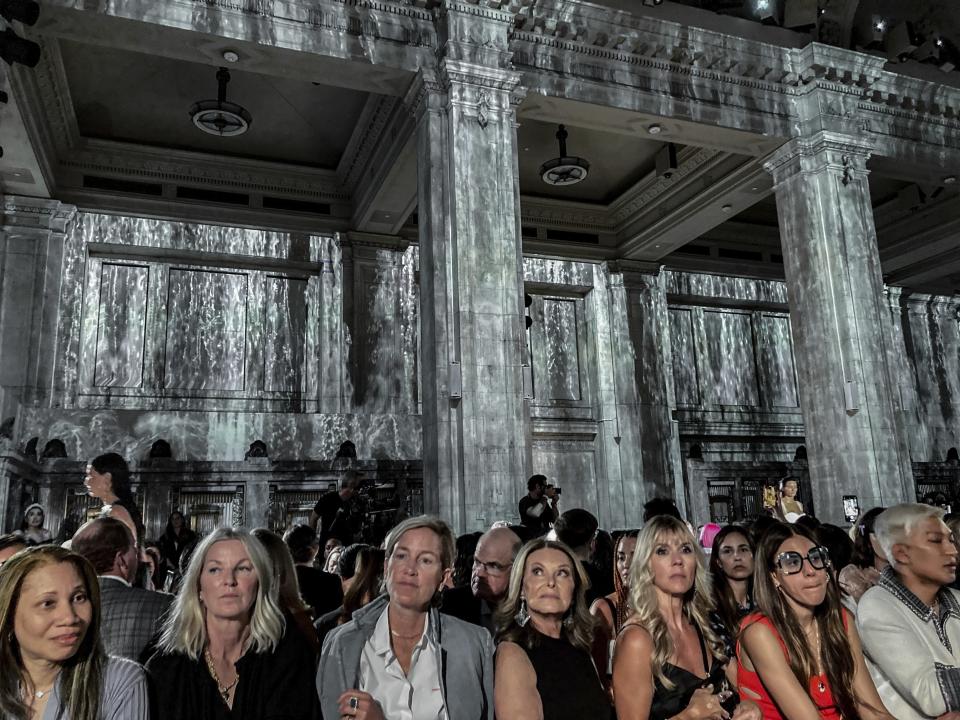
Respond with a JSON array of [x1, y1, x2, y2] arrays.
[[737, 522, 892, 720]]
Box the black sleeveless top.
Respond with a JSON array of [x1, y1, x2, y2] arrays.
[[522, 630, 613, 720], [649, 626, 737, 720]]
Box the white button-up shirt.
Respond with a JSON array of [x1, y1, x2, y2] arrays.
[[358, 605, 447, 720]]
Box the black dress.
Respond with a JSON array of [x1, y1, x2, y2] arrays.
[[146, 621, 321, 720], [648, 626, 738, 720], [522, 629, 612, 720]]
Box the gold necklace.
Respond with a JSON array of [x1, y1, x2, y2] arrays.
[[204, 649, 239, 705], [812, 624, 826, 694], [390, 628, 423, 640]]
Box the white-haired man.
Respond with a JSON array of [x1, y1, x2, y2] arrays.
[[857, 502, 960, 720]]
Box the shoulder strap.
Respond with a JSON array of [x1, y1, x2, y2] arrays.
[[601, 597, 618, 628], [693, 624, 710, 674]]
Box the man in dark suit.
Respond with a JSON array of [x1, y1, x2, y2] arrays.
[[71, 517, 172, 663], [441, 526, 521, 634]]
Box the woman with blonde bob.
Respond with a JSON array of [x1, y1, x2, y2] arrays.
[[0, 545, 148, 720], [145, 527, 320, 719], [318, 515, 494, 720], [613, 515, 760, 720], [494, 537, 612, 720]]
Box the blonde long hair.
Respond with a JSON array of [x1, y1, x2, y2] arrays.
[[627, 516, 723, 688], [0, 546, 105, 720], [158, 527, 285, 660]]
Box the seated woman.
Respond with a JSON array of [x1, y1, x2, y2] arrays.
[[710, 525, 756, 657], [613, 515, 759, 720], [590, 529, 638, 685], [84, 453, 144, 545], [14, 503, 54, 546], [495, 538, 612, 720], [837, 507, 887, 606], [146, 527, 321, 719], [738, 522, 893, 719], [0, 545, 148, 720], [252, 528, 320, 653], [315, 545, 385, 646], [318, 515, 494, 720]]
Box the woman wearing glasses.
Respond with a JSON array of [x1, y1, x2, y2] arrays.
[[737, 522, 893, 719]]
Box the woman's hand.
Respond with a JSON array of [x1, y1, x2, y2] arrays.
[[682, 686, 730, 720], [731, 699, 762, 720], [337, 690, 385, 720]]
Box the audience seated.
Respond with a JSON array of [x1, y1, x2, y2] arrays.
[[146, 527, 321, 719], [442, 526, 521, 635], [554, 508, 612, 603], [253, 527, 320, 653], [0, 545, 149, 719], [590, 529, 638, 684], [157, 510, 197, 584], [0, 532, 26, 565], [318, 516, 495, 720], [70, 517, 172, 664], [495, 537, 612, 720], [739, 521, 892, 719], [858, 503, 960, 719], [315, 545, 385, 645], [14, 502, 53, 546], [283, 523, 343, 618], [613, 515, 759, 720], [709, 524, 756, 659]]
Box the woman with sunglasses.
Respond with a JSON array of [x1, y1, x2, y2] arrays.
[[737, 522, 893, 719]]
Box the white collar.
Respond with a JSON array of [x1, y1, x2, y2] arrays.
[[101, 574, 131, 587], [370, 604, 430, 658]]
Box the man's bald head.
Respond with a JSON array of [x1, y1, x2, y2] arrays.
[[471, 526, 522, 603]]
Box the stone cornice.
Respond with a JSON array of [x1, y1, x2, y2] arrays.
[[338, 96, 402, 193], [610, 146, 720, 227], [61, 140, 348, 202], [885, 286, 960, 318], [520, 198, 614, 233], [2, 196, 78, 233], [342, 231, 411, 253], [763, 131, 875, 183]]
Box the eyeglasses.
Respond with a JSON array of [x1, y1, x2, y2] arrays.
[[775, 546, 832, 575], [472, 558, 512, 576]]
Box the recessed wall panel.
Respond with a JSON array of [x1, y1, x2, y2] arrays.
[[93, 263, 149, 388], [537, 298, 581, 401], [669, 308, 699, 406], [755, 314, 799, 407], [703, 310, 759, 406], [164, 269, 247, 391], [263, 276, 307, 393]]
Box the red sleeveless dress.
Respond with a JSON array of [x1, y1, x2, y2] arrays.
[[735, 613, 842, 720]]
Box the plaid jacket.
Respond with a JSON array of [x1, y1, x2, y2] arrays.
[[99, 576, 173, 663]]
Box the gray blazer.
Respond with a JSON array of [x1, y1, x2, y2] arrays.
[[317, 594, 495, 720], [99, 577, 173, 663]]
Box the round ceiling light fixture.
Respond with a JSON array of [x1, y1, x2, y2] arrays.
[[539, 124, 590, 186], [222, 49, 240, 63], [190, 66, 252, 137], [647, 123, 663, 135]]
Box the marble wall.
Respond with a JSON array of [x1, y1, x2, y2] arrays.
[[6, 210, 960, 531]]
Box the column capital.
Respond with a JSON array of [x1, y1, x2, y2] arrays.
[[763, 131, 874, 186], [2, 196, 77, 235], [606, 259, 661, 290], [405, 62, 522, 127]]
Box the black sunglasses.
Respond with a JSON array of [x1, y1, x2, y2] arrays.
[[775, 546, 832, 575]]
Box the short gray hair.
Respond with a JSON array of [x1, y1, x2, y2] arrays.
[[874, 503, 946, 569], [383, 515, 455, 570]]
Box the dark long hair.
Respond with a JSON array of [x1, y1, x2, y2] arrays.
[[340, 547, 385, 624], [850, 507, 885, 570], [750, 523, 863, 720], [611, 530, 639, 631], [90, 453, 143, 541], [709, 525, 754, 638], [0, 546, 105, 720]]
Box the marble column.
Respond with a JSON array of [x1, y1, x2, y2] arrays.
[[765, 132, 913, 521], [409, 10, 527, 532], [0, 196, 77, 421], [604, 262, 684, 525]]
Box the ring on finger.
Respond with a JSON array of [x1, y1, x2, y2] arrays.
[[349, 696, 360, 711]]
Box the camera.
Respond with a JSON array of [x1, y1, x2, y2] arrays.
[[545, 484, 562, 497]]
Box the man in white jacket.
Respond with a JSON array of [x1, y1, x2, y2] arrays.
[[857, 503, 960, 720]]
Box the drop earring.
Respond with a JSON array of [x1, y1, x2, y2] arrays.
[[515, 597, 530, 627]]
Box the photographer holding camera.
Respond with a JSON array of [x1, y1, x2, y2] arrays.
[[518, 474, 559, 536]]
